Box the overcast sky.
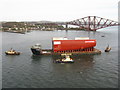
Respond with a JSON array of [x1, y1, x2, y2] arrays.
[[0, 0, 119, 22]]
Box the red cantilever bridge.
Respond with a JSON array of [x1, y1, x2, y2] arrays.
[[49, 16, 119, 31]]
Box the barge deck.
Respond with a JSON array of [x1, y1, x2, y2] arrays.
[[40, 48, 101, 55]]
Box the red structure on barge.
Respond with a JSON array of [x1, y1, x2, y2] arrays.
[[52, 37, 96, 53], [31, 37, 101, 55]]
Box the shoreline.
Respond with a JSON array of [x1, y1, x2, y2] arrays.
[[2, 28, 89, 33]]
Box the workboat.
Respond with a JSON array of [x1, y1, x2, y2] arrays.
[[105, 45, 111, 52], [31, 37, 101, 55], [5, 48, 20, 55], [55, 55, 74, 63]]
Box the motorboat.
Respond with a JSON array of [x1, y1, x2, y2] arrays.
[[5, 48, 20, 55], [105, 45, 111, 52], [55, 55, 74, 63]]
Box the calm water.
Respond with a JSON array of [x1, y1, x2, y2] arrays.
[[2, 27, 118, 88]]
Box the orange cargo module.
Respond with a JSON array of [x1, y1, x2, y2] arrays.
[[52, 37, 96, 53]]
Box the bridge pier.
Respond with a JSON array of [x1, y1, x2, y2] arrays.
[[92, 29, 97, 31], [65, 24, 68, 29]]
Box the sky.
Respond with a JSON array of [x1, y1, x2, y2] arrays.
[[0, 0, 119, 22]]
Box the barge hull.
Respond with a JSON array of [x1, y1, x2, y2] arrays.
[[33, 48, 101, 55]]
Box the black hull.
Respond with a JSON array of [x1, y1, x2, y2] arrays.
[[31, 48, 42, 55], [105, 50, 110, 52], [55, 61, 74, 63], [30, 48, 101, 55], [5, 53, 20, 55]]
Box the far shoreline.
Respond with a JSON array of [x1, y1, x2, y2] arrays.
[[1, 29, 89, 34]]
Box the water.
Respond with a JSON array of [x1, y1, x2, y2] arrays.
[[2, 26, 118, 88]]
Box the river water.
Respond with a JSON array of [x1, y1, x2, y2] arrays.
[[2, 26, 118, 88]]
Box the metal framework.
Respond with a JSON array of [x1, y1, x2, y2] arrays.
[[66, 16, 120, 31]]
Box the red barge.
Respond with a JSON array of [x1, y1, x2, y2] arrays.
[[31, 37, 101, 55]]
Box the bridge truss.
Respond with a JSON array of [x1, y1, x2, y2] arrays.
[[66, 16, 119, 31]]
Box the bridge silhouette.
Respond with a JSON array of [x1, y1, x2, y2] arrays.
[[44, 16, 120, 31], [66, 16, 120, 31]]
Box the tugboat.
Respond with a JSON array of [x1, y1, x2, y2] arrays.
[[31, 44, 42, 55], [55, 54, 74, 63], [5, 48, 20, 55], [105, 45, 111, 52]]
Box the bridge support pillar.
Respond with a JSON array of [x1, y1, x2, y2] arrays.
[[93, 29, 96, 31], [65, 24, 68, 29]]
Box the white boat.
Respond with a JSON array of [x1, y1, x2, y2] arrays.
[[55, 55, 74, 63]]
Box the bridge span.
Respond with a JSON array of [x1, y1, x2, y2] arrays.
[[44, 16, 120, 31], [66, 16, 120, 31]]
